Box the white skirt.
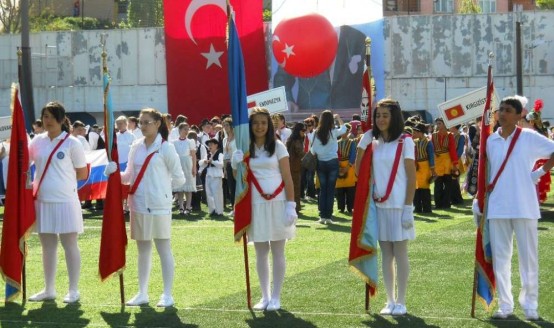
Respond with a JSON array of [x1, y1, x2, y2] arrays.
[[174, 156, 197, 192], [248, 199, 295, 242], [130, 211, 172, 240], [377, 207, 415, 242], [35, 199, 84, 234]]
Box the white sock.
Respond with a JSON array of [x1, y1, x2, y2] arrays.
[[39, 233, 58, 294], [270, 240, 287, 302], [136, 240, 153, 296], [155, 239, 175, 296], [379, 241, 396, 304], [177, 193, 184, 208], [185, 192, 192, 209], [394, 241, 410, 305], [254, 242, 271, 302], [60, 233, 81, 293]]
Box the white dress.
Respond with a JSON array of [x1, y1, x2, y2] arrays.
[[372, 136, 416, 241], [29, 132, 87, 234], [248, 141, 295, 242], [171, 138, 197, 192]]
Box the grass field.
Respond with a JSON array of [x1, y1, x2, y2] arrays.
[[1, 193, 554, 327]]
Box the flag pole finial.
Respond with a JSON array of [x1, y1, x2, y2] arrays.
[[365, 37, 372, 56], [17, 47, 22, 65], [488, 52, 494, 65]]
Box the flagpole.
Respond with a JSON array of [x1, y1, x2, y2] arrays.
[[242, 234, 252, 309], [101, 35, 125, 305], [363, 37, 372, 312], [16, 47, 28, 302], [471, 52, 494, 318]]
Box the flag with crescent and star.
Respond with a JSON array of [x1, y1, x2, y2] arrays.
[[163, 0, 267, 124]]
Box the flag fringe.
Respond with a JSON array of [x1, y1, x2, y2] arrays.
[[348, 264, 378, 297], [99, 265, 127, 283]]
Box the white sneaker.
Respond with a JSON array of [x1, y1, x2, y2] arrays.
[[228, 211, 234, 217], [266, 299, 281, 311], [29, 290, 56, 302], [392, 303, 407, 316], [318, 218, 327, 224], [63, 291, 80, 303], [524, 309, 539, 321], [252, 298, 269, 311], [325, 218, 334, 224], [126, 293, 149, 306], [491, 308, 513, 319], [156, 294, 174, 307], [379, 302, 395, 315]]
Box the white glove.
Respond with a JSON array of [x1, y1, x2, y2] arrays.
[[531, 166, 547, 185], [231, 150, 244, 170], [104, 161, 118, 176], [400, 205, 414, 229], [285, 201, 298, 226], [472, 199, 482, 216]]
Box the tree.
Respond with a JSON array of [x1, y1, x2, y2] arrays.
[[458, 0, 481, 13], [536, 0, 554, 9], [0, 0, 21, 33], [127, 0, 164, 28]]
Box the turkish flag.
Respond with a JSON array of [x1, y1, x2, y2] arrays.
[[444, 104, 465, 120], [163, 0, 268, 124]]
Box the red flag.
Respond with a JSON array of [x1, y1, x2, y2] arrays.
[[0, 84, 36, 301], [163, 0, 267, 124], [360, 68, 373, 132], [444, 104, 465, 120]]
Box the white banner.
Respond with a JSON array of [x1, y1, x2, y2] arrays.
[[0, 116, 12, 140], [247, 86, 288, 114], [437, 86, 500, 128]]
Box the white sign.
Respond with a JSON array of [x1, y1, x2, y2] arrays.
[[437, 86, 500, 128], [247, 86, 288, 114], [0, 116, 12, 140]]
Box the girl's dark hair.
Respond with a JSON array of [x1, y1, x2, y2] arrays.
[[249, 107, 276, 157], [316, 110, 334, 145], [141, 108, 169, 140], [175, 115, 187, 127], [500, 96, 523, 115], [286, 122, 306, 151], [372, 99, 404, 142], [187, 130, 198, 140], [41, 101, 70, 133], [178, 122, 190, 131]]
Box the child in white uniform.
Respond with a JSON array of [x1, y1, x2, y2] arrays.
[[171, 122, 197, 214], [28, 102, 88, 304], [200, 138, 224, 216]]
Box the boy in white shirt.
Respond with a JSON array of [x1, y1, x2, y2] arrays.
[[199, 138, 224, 217]]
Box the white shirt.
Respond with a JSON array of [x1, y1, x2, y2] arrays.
[[277, 127, 292, 144], [131, 128, 143, 139], [310, 125, 347, 161], [223, 137, 237, 160], [76, 135, 91, 152], [357, 130, 374, 150], [199, 151, 224, 178], [88, 131, 100, 150], [116, 130, 136, 164], [486, 127, 554, 220], [168, 127, 180, 143], [371, 136, 415, 208], [249, 140, 289, 204], [29, 131, 87, 202]]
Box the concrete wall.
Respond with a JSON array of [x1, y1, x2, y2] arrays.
[[385, 11, 554, 119]]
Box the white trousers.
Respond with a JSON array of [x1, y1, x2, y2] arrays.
[[206, 176, 223, 215], [489, 218, 538, 311]]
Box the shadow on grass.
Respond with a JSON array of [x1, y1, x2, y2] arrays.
[[246, 309, 317, 327], [363, 313, 441, 327], [23, 302, 90, 327], [483, 316, 552, 327]]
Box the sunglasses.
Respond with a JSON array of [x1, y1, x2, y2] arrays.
[[139, 120, 155, 126]]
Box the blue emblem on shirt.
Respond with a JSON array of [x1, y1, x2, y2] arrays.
[[57, 151, 65, 159]]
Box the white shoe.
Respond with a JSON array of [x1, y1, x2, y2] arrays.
[[379, 302, 395, 315], [252, 299, 269, 311], [156, 294, 174, 307], [325, 218, 334, 224], [491, 308, 513, 319], [63, 291, 80, 303], [29, 290, 56, 302], [228, 211, 234, 217], [126, 293, 149, 306], [524, 309, 539, 321], [392, 303, 407, 316], [266, 299, 281, 311], [318, 218, 327, 224]]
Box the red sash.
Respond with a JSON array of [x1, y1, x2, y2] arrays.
[[33, 133, 70, 199], [129, 141, 165, 195], [374, 135, 406, 203], [250, 172, 285, 200], [486, 126, 522, 192]]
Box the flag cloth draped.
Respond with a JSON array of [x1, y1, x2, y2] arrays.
[[474, 64, 496, 309], [360, 67, 373, 132], [98, 65, 127, 281], [0, 83, 36, 301], [348, 142, 378, 296], [163, 0, 267, 123], [228, 13, 251, 242]]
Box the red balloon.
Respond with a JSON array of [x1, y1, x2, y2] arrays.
[[272, 14, 338, 78]]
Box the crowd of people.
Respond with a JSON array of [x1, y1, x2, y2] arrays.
[[0, 94, 552, 319]]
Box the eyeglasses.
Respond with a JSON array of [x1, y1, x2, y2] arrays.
[[139, 120, 155, 126]]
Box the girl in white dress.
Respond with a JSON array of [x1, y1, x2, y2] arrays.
[[106, 108, 185, 307], [355, 99, 416, 316], [233, 108, 297, 311], [28, 102, 88, 303], [171, 122, 197, 214]]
